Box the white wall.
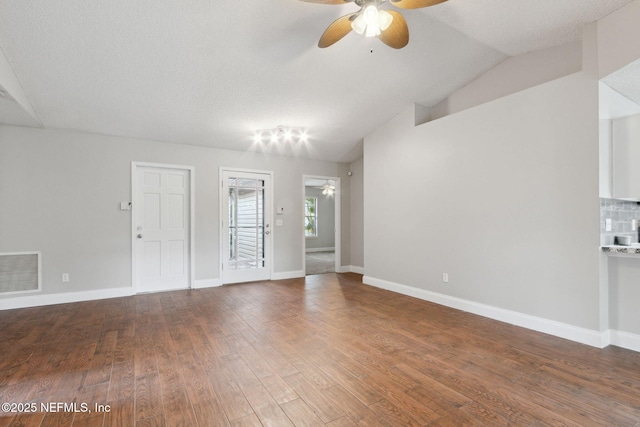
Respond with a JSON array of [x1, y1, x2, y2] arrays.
[[304, 187, 335, 250], [0, 125, 352, 301], [430, 42, 582, 120], [348, 158, 364, 270], [364, 72, 601, 331], [597, 0, 640, 79]]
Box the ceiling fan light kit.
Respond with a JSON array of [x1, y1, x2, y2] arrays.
[[351, 5, 393, 37], [300, 0, 448, 49], [322, 181, 336, 196]]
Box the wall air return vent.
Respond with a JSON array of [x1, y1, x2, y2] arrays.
[[0, 252, 41, 295]]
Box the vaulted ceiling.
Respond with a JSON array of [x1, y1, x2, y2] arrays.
[[0, 0, 633, 162]]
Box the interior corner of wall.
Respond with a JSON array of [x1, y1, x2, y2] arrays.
[[367, 104, 417, 142], [414, 103, 432, 126], [0, 48, 42, 126]]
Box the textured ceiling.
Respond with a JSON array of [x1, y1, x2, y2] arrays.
[[426, 0, 633, 56], [602, 58, 640, 109], [0, 0, 634, 162]]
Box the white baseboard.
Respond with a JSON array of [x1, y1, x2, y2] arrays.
[[610, 329, 640, 352], [305, 247, 335, 253], [272, 270, 305, 280], [0, 287, 135, 311], [193, 278, 222, 289], [363, 275, 607, 349], [349, 266, 365, 274], [336, 265, 364, 274]]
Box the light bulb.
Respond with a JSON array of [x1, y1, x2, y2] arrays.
[[363, 5, 378, 26], [363, 5, 379, 37], [299, 131, 308, 143], [378, 10, 393, 31], [351, 14, 366, 35], [365, 24, 379, 37]]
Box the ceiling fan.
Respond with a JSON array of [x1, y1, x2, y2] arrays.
[[321, 181, 335, 196], [300, 0, 448, 49], [308, 180, 336, 196]]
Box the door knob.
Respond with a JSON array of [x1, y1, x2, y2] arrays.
[[265, 230, 270, 235], [137, 234, 143, 239]]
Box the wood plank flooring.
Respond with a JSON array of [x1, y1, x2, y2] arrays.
[[1, 273, 639, 426]]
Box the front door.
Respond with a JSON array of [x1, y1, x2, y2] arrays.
[[134, 164, 191, 293], [221, 170, 272, 284]]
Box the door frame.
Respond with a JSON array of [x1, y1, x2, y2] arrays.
[[131, 161, 195, 293], [219, 167, 274, 284], [302, 175, 341, 275]]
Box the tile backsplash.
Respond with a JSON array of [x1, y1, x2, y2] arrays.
[[600, 198, 640, 245]]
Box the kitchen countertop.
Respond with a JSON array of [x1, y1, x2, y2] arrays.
[[601, 245, 640, 255]]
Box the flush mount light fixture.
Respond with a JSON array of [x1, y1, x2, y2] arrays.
[[253, 126, 309, 145], [299, 0, 448, 49]]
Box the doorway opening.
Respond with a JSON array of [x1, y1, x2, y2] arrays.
[[303, 176, 340, 275]]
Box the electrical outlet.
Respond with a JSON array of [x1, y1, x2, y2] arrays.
[[605, 218, 612, 232], [442, 273, 449, 283], [62, 273, 69, 282]]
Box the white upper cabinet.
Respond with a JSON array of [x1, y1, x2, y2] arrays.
[[613, 113, 640, 200]]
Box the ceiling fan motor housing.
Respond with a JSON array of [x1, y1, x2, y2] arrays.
[[355, 0, 386, 6]]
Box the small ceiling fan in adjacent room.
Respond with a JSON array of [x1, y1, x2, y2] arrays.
[[307, 179, 336, 196], [299, 0, 448, 49], [320, 181, 335, 196]]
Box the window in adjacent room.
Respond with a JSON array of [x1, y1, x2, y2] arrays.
[[304, 197, 317, 237]]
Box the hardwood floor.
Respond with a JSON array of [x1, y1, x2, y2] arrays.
[[1, 273, 639, 426]]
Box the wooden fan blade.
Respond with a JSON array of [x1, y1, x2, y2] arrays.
[[389, 0, 447, 9], [318, 13, 356, 48], [299, 0, 353, 4], [378, 11, 408, 49]]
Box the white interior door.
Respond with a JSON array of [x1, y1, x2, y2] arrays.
[[134, 165, 191, 293], [221, 170, 272, 284]]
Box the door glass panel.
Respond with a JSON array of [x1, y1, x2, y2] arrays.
[[227, 177, 265, 270], [238, 178, 257, 187]]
